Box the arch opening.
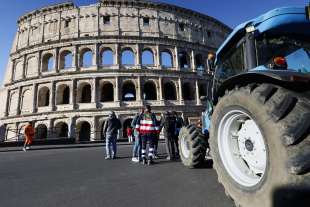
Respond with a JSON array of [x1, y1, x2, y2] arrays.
[[60, 51, 73, 69], [121, 49, 135, 65], [161, 51, 173, 68], [179, 51, 190, 69], [163, 82, 177, 100], [56, 85, 70, 105], [55, 122, 68, 138], [100, 82, 114, 102], [81, 49, 93, 68], [77, 121, 91, 141], [143, 81, 157, 100], [42, 54, 54, 72], [142, 50, 154, 66], [35, 124, 48, 140], [101, 49, 114, 65], [182, 82, 195, 101], [122, 81, 136, 101], [78, 83, 92, 103], [38, 87, 50, 107]]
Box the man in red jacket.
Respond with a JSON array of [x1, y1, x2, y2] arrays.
[[135, 105, 159, 165], [23, 122, 35, 151]]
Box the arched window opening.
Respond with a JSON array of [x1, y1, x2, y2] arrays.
[[79, 84, 92, 103], [182, 82, 195, 100], [163, 82, 177, 100], [195, 54, 204, 70], [123, 119, 133, 140], [35, 124, 48, 140], [38, 87, 50, 107], [122, 81, 136, 101], [142, 50, 154, 66], [78, 121, 91, 141], [21, 90, 32, 113], [56, 85, 70, 105], [121, 49, 135, 65], [42, 54, 54, 72], [101, 82, 114, 102], [179, 51, 190, 69], [101, 49, 114, 65], [60, 51, 73, 69], [81, 49, 93, 68], [161, 51, 173, 68], [199, 83, 208, 98], [143, 81, 157, 100], [55, 122, 68, 138]]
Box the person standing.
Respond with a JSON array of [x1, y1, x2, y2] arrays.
[[135, 105, 159, 165], [23, 122, 35, 151], [131, 108, 144, 163], [103, 111, 122, 160], [173, 111, 184, 158], [161, 111, 177, 160], [127, 127, 133, 143]]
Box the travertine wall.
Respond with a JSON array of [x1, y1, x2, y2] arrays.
[[0, 0, 231, 142]]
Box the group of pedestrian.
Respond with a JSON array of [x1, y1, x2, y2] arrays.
[[22, 105, 184, 166]]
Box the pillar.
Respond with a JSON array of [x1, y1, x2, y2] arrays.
[[71, 79, 77, 108], [158, 77, 163, 101], [91, 78, 97, 104], [136, 44, 141, 67], [175, 47, 179, 70], [68, 117, 76, 139], [115, 77, 120, 103], [195, 80, 201, 105], [191, 50, 196, 71], [137, 76, 142, 101], [4, 89, 10, 117], [178, 78, 183, 104], [114, 44, 119, 66], [156, 45, 161, 68], [32, 83, 38, 113], [51, 82, 56, 111], [16, 87, 22, 115]]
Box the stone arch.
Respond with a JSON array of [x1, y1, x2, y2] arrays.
[[6, 126, 17, 142], [121, 48, 135, 65], [161, 49, 173, 68], [35, 124, 48, 140], [76, 121, 91, 141], [179, 51, 190, 69], [195, 54, 205, 70], [122, 118, 133, 140], [182, 82, 195, 101], [38, 87, 50, 107], [122, 80, 136, 101], [77, 82, 92, 103], [55, 122, 69, 138], [80, 48, 93, 68], [143, 81, 157, 100], [56, 84, 70, 105], [100, 48, 114, 66], [20, 89, 32, 114], [59, 50, 73, 69], [100, 81, 114, 102], [25, 56, 38, 77], [163, 81, 177, 100], [142, 49, 154, 66], [42, 53, 54, 72], [9, 91, 18, 116], [14, 61, 24, 80]]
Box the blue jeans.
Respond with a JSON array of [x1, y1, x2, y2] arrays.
[[132, 135, 141, 158], [106, 134, 117, 158]]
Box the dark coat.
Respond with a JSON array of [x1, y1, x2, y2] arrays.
[[103, 116, 122, 136]]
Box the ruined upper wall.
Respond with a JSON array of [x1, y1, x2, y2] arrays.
[[13, 0, 231, 54]]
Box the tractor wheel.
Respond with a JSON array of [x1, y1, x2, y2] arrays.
[[179, 125, 208, 168], [210, 83, 310, 207]]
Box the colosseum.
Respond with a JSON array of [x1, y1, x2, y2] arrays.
[[0, 0, 230, 142]]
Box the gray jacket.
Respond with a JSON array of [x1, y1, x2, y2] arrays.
[[103, 116, 122, 136]]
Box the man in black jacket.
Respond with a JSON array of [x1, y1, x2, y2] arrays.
[[161, 111, 178, 160], [103, 111, 122, 159]]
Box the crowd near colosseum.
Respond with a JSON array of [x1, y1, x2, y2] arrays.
[[0, 0, 230, 142]]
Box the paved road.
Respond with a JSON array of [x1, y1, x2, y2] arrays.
[[0, 143, 235, 207]]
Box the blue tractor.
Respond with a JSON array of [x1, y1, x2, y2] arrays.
[[178, 6, 310, 207]]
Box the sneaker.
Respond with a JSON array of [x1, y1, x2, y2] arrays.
[[166, 156, 171, 161], [22, 147, 26, 152], [131, 157, 139, 163], [105, 156, 111, 160], [112, 156, 117, 160], [26, 146, 30, 150]]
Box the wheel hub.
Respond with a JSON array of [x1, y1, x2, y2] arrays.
[[218, 110, 267, 187]]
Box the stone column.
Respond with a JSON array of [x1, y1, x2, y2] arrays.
[[91, 78, 97, 104], [195, 80, 201, 105], [74, 46, 79, 71], [4, 89, 10, 117], [156, 45, 161, 68], [94, 44, 99, 68], [16, 87, 22, 115], [178, 78, 184, 104], [22, 55, 27, 79], [158, 77, 164, 103], [38, 51, 42, 76], [55, 48, 59, 73], [32, 83, 38, 113], [175, 47, 180, 70], [51, 82, 56, 111], [48, 119, 54, 139], [191, 50, 196, 71], [114, 44, 119, 66], [115, 77, 120, 105], [136, 44, 141, 68], [71, 79, 77, 108], [137, 76, 142, 102], [10, 60, 15, 82], [68, 117, 76, 139]]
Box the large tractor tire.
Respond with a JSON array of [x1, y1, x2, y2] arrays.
[[179, 125, 208, 168], [210, 83, 310, 207]]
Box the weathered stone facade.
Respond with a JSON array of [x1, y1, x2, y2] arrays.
[[0, 0, 230, 142]]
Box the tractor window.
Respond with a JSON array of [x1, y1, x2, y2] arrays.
[[216, 43, 245, 79]]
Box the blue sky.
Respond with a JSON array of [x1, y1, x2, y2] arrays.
[[0, 0, 308, 85]]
